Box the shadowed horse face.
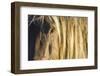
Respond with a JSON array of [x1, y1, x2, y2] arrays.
[[28, 15, 88, 60]]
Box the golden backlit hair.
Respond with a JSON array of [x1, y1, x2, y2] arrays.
[[29, 16, 88, 60]]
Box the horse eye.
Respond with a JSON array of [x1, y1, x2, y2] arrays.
[[50, 28, 55, 33]]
